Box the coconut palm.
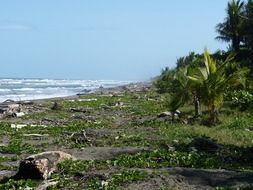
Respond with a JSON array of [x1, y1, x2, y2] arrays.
[[245, 0, 253, 52], [188, 49, 247, 123], [168, 65, 203, 119], [168, 67, 191, 118], [216, 0, 245, 52]]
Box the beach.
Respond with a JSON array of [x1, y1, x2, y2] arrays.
[[0, 82, 252, 189]]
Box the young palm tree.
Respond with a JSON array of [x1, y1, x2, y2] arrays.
[[168, 67, 191, 119], [169, 66, 202, 119], [216, 0, 245, 52], [188, 49, 247, 123]]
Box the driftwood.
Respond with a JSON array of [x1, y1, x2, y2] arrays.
[[23, 134, 49, 139], [0, 100, 22, 117], [41, 118, 67, 125], [36, 179, 58, 190], [70, 107, 92, 113], [63, 130, 92, 145], [72, 115, 97, 121], [15, 151, 75, 180]]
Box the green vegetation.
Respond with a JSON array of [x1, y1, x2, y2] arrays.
[[0, 88, 253, 188], [215, 0, 253, 68], [216, 0, 245, 52], [155, 0, 253, 124], [1, 0, 253, 189], [0, 179, 39, 190]]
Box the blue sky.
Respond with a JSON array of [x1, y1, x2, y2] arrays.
[[0, 0, 228, 80]]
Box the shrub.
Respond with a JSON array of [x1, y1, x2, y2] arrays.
[[229, 90, 253, 110]]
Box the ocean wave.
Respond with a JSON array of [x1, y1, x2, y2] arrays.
[[12, 88, 37, 91], [0, 78, 133, 102], [0, 89, 11, 92]]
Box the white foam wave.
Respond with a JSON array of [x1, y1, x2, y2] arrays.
[[0, 78, 133, 102], [0, 89, 11, 92]]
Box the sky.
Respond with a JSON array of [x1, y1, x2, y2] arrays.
[[0, 0, 229, 81]]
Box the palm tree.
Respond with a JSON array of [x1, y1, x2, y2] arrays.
[[168, 66, 203, 119], [188, 49, 247, 123], [216, 0, 245, 52], [245, 0, 253, 52], [168, 67, 191, 120]]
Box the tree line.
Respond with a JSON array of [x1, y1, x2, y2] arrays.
[[155, 0, 253, 124]]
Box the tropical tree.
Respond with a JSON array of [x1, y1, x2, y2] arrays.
[[157, 55, 206, 118], [154, 67, 176, 94], [167, 65, 203, 119], [176, 52, 202, 69], [166, 67, 194, 121], [216, 0, 245, 52], [244, 0, 253, 53], [188, 49, 247, 123]]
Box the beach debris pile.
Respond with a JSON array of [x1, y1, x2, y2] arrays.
[[0, 99, 24, 118], [0, 99, 44, 118]]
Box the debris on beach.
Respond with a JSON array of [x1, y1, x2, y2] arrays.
[[11, 124, 27, 129], [11, 124, 48, 129], [23, 134, 49, 139], [0, 99, 22, 118], [63, 130, 93, 146], [78, 98, 97, 102], [41, 118, 67, 125], [51, 101, 62, 111], [67, 98, 98, 102], [15, 151, 75, 180], [157, 111, 172, 118], [36, 179, 59, 190], [13, 112, 25, 117], [70, 107, 92, 113]]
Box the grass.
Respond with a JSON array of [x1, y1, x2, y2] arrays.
[[0, 179, 40, 190], [48, 169, 147, 190], [0, 88, 253, 189]]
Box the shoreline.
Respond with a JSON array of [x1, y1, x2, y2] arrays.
[[0, 79, 139, 104], [2, 81, 152, 104], [0, 79, 252, 189]]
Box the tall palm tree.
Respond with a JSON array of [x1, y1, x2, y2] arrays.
[[216, 0, 245, 52], [245, 0, 253, 52], [188, 49, 247, 123]]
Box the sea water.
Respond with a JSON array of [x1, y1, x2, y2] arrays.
[[0, 78, 131, 102]]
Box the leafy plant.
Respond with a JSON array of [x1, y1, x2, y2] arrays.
[[114, 149, 221, 169], [104, 170, 147, 189], [229, 89, 253, 110], [216, 0, 245, 52], [0, 139, 38, 154], [188, 49, 247, 123], [0, 179, 39, 190]]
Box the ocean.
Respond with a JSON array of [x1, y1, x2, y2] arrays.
[[0, 78, 132, 102]]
